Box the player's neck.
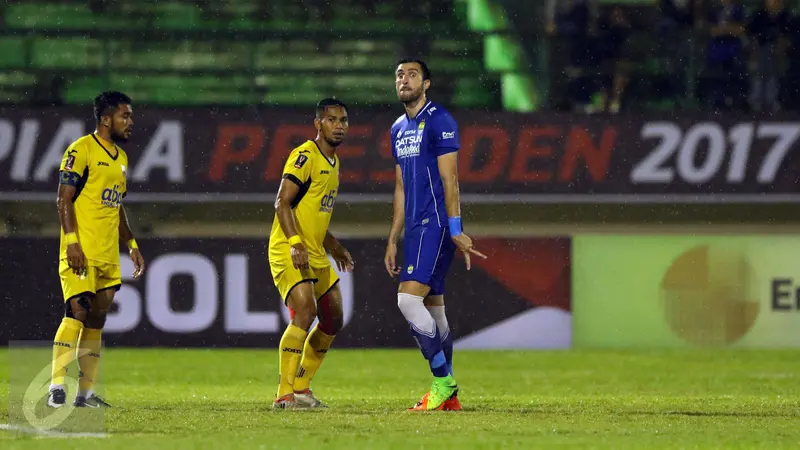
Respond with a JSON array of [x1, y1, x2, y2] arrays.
[[93, 129, 113, 145], [403, 95, 428, 120], [314, 137, 335, 160]]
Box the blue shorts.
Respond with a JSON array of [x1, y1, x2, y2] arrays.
[[400, 225, 456, 296]]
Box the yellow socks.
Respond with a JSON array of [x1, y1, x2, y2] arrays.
[[277, 324, 308, 398], [77, 328, 102, 397], [51, 317, 84, 388], [294, 325, 336, 392]]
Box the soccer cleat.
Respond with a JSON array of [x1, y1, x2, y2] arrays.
[[47, 388, 66, 408], [408, 391, 461, 411], [272, 393, 296, 409], [294, 389, 327, 408], [74, 394, 111, 408], [426, 375, 458, 411]]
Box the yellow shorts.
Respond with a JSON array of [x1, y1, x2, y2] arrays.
[[58, 259, 122, 301], [270, 258, 340, 304]]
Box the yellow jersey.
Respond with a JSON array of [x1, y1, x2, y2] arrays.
[[269, 140, 340, 268], [58, 134, 129, 265]]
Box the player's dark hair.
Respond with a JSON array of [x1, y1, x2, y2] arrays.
[[93, 91, 132, 123], [315, 97, 348, 118], [397, 58, 431, 81]]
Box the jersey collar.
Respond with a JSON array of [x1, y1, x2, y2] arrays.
[[406, 100, 432, 121]]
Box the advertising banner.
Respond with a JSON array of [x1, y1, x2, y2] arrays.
[[1, 106, 800, 203], [573, 235, 800, 348], [1, 237, 572, 349]]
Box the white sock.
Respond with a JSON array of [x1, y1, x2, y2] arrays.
[[426, 305, 450, 341], [397, 293, 436, 337], [49, 383, 65, 392]]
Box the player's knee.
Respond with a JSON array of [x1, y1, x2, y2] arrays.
[[319, 313, 343, 335], [65, 295, 91, 323], [397, 292, 424, 312], [85, 310, 108, 329], [291, 299, 317, 329]]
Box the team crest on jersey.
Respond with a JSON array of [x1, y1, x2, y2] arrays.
[[417, 121, 425, 130], [295, 154, 309, 169]]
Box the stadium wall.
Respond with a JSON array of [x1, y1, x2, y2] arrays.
[[1, 237, 571, 349]]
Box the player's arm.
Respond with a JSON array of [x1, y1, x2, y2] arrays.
[[275, 149, 314, 270], [434, 117, 486, 270], [119, 205, 145, 280], [274, 176, 309, 270], [324, 231, 354, 272], [57, 147, 87, 276], [384, 164, 404, 277]]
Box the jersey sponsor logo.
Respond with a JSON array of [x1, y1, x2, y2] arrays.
[[294, 154, 309, 169], [320, 189, 336, 213], [395, 133, 422, 159], [442, 131, 455, 140], [101, 184, 124, 208]]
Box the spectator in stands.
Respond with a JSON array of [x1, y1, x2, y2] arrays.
[[587, 5, 632, 114], [545, 0, 599, 111], [657, 0, 698, 33], [780, 11, 800, 110], [654, 0, 699, 107], [747, 0, 790, 112], [700, 0, 748, 110]]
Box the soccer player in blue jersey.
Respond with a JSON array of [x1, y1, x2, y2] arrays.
[[384, 59, 487, 411]]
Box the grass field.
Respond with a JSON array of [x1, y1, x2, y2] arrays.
[[1, 348, 799, 449]]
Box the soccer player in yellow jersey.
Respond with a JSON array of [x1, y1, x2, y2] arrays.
[[269, 98, 354, 409], [47, 91, 146, 409]]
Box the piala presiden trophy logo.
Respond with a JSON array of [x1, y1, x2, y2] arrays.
[[660, 245, 760, 346]]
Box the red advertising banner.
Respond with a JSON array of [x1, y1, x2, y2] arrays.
[[1, 106, 799, 203], [0, 237, 572, 349]]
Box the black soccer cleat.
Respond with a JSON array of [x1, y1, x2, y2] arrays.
[[47, 388, 66, 408], [74, 394, 112, 408]]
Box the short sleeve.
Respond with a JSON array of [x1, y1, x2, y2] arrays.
[[429, 113, 460, 156], [58, 143, 89, 187], [390, 125, 399, 164], [282, 148, 314, 187]]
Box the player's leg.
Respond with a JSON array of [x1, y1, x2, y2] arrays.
[[423, 295, 452, 376], [74, 265, 119, 408], [424, 237, 457, 378], [402, 227, 459, 411], [273, 263, 318, 408], [294, 266, 343, 407], [49, 260, 93, 408]]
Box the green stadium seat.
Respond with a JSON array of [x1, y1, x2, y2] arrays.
[[30, 37, 103, 70], [0, 37, 27, 68]]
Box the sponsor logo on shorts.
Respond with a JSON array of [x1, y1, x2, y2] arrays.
[[407, 265, 414, 274]]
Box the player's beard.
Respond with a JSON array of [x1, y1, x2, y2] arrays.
[[111, 129, 129, 143], [325, 136, 343, 148], [398, 85, 424, 105]]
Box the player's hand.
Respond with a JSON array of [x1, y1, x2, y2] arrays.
[[130, 248, 146, 280], [66, 242, 87, 278], [331, 244, 355, 272], [452, 233, 487, 271], [384, 241, 401, 278], [291, 243, 310, 270]]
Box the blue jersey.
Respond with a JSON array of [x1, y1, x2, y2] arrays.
[[390, 101, 460, 231]]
